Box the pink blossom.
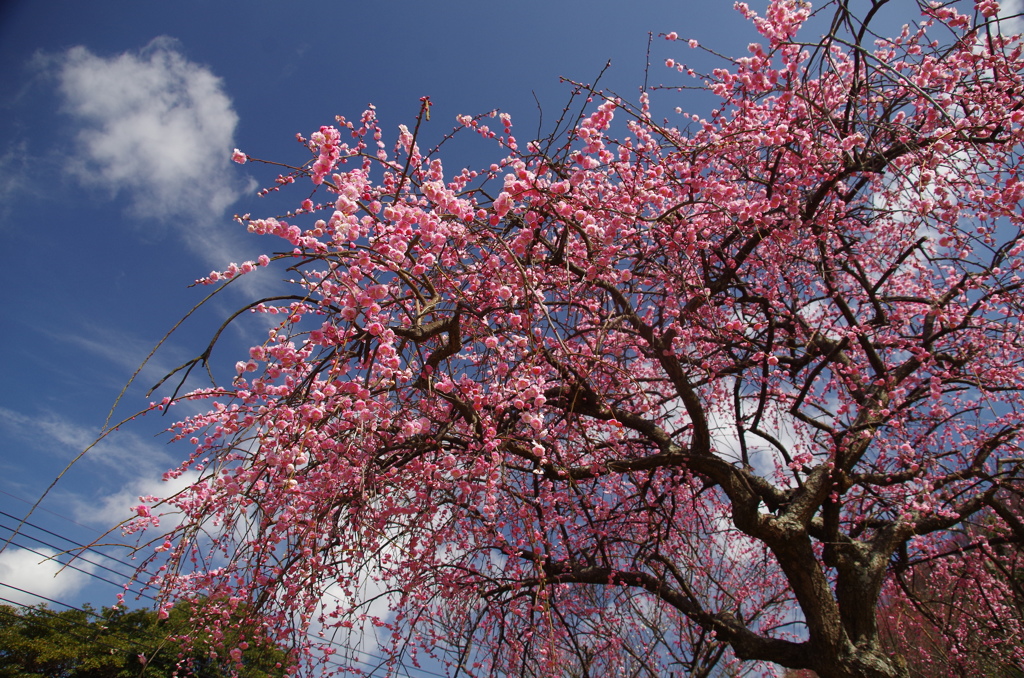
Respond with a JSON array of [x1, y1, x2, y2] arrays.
[[111, 6, 1024, 677]]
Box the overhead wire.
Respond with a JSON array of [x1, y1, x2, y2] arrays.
[[0, 514, 156, 602], [0, 536, 151, 603], [0, 585, 445, 678], [0, 525, 151, 594], [0, 510, 452, 678]]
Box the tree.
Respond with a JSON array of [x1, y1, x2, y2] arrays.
[[109, 1, 1024, 676], [876, 492, 1024, 676], [0, 601, 289, 677]]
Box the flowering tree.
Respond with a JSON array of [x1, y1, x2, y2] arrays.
[[877, 498, 1024, 675], [116, 1, 1024, 677]]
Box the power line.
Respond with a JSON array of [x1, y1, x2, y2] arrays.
[[0, 503, 455, 678], [0, 585, 449, 678], [0, 508, 128, 559], [0, 515, 158, 602], [0, 506, 185, 601], [0, 582, 97, 614], [0, 519, 148, 585], [0, 491, 155, 584], [0, 534, 155, 603], [0, 488, 105, 535], [0, 538, 450, 678]]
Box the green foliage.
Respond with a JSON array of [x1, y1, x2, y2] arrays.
[[0, 602, 290, 678]]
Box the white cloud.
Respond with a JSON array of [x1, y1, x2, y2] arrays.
[[0, 546, 94, 607], [52, 38, 258, 268], [999, 0, 1023, 36], [56, 38, 244, 219]]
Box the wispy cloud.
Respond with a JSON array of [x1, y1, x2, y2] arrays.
[[0, 406, 172, 474], [42, 319, 195, 397], [0, 140, 31, 224], [77, 470, 200, 528], [0, 405, 203, 531]]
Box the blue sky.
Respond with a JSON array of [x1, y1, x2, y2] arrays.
[[0, 0, 765, 619], [3, 0, 1014, 656]]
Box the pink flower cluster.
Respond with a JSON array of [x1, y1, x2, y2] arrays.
[[124, 2, 1024, 676]]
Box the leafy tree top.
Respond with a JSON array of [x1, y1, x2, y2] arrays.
[[0, 601, 288, 677]]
